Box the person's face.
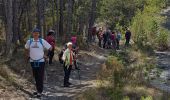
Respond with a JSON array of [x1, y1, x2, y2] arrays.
[[68, 45, 72, 50], [33, 32, 40, 39]]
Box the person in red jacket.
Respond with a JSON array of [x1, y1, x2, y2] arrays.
[[46, 30, 55, 65]]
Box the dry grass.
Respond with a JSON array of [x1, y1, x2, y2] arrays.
[[77, 47, 164, 100]]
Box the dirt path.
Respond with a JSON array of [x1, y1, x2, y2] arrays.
[[29, 46, 109, 100]]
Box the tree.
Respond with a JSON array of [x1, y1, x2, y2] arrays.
[[37, 0, 46, 37], [3, 0, 14, 57], [88, 0, 97, 42], [59, 0, 64, 37], [66, 0, 73, 41]]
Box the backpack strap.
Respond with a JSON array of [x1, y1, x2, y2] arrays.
[[39, 38, 45, 49], [29, 38, 44, 49], [29, 38, 33, 48]]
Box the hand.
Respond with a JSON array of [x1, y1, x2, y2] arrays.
[[44, 55, 48, 59]]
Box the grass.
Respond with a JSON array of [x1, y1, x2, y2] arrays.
[[76, 46, 166, 100]]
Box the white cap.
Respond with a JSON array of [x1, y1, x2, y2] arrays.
[[49, 30, 55, 33], [67, 42, 72, 47]]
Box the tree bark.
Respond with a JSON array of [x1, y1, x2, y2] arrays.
[[27, 0, 33, 32], [88, 0, 97, 42], [55, 0, 59, 39], [4, 0, 14, 57], [59, 0, 64, 37], [66, 0, 73, 41], [37, 0, 45, 37]]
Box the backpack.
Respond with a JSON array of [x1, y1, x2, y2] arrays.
[[58, 44, 67, 64]]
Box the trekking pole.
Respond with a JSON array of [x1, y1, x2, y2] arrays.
[[44, 58, 48, 83], [75, 60, 81, 84]]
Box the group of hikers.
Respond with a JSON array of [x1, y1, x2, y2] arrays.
[[24, 26, 132, 98], [91, 27, 132, 49], [25, 28, 79, 98]]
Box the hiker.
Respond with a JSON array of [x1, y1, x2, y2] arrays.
[[125, 28, 131, 46], [62, 42, 74, 87], [25, 28, 52, 97], [97, 28, 103, 47], [71, 35, 80, 70], [116, 31, 121, 50], [46, 30, 55, 65], [103, 30, 107, 48], [106, 29, 112, 49], [91, 26, 97, 42], [111, 31, 116, 50], [71, 35, 79, 54]]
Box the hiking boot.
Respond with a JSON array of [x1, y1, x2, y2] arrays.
[[75, 67, 80, 70], [68, 82, 72, 85], [36, 93, 42, 98], [64, 85, 70, 87], [33, 92, 38, 96]]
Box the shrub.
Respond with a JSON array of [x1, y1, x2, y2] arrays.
[[156, 28, 169, 51]]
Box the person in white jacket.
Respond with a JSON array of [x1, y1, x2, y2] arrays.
[[62, 42, 74, 87]]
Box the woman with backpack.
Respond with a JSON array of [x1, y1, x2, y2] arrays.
[[62, 42, 74, 87], [25, 28, 52, 98], [111, 31, 116, 50], [116, 31, 121, 50], [46, 30, 55, 65]]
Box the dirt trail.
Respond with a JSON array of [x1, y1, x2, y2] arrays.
[[29, 46, 109, 100]]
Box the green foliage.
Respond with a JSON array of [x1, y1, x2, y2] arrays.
[[156, 28, 169, 50], [130, 0, 168, 50], [141, 96, 153, 100], [98, 0, 146, 27]]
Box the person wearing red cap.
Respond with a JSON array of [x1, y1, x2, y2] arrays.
[[46, 30, 55, 65]]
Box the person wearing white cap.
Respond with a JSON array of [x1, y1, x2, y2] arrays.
[[62, 42, 74, 87]]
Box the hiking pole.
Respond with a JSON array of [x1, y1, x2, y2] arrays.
[[44, 58, 49, 83], [75, 60, 81, 84]]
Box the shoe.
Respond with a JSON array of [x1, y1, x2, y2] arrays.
[[64, 84, 70, 87], [36, 93, 42, 98], [33, 92, 38, 96], [68, 82, 72, 85], [75, 67, 80, 70]]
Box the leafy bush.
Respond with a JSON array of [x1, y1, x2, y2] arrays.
[[130, 0, 168, 51], [156, 28, 169, 51]]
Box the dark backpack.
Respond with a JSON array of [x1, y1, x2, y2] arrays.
[[58, 44, 67, 64]]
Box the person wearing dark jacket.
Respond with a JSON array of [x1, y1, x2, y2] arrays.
[[125, 29, 131, 46]]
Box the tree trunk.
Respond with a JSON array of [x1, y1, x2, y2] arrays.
[[66, 0, 73, 41], [55, 0, 59, 39], [37, 0, 45, 37], [88, 0, 97, 42], [59, 0, 64, 37], [27, 0, 33, 32], [12, 0, 19, 43], [4, 0, 14, 57], [52, 0, 55, 28]]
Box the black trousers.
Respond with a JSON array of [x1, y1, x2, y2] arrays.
[[48, 49, 54, 64], [116, 39, 120, 49], [31, 62, 45, 93], [125, 38, 130, 46], [103, 40, 107, 48], [98, 39, 102, 47], [64, 65, 72, 85]]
